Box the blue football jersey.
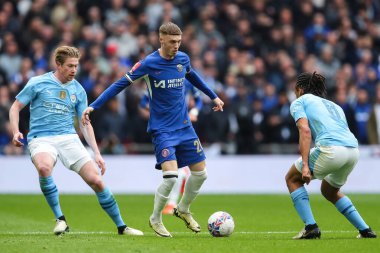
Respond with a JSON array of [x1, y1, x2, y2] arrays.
[[16, 72, 88, 141], [290, 94, 358, 147], [126, 50, 191, 133], [90, 50, 216, 133]]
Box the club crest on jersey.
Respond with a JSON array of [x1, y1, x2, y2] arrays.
[[70, 94, 77, 103], [177, 64, 183, 72], [59, 90, 66, 99], [130, 62, 141, 74], [161, 148, 170, 158]]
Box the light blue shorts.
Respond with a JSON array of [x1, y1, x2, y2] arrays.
[[294, 146, 359, 188]]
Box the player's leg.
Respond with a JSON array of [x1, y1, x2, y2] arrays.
[[77, 160, 143, 236], [321, 180, 375, 238], [285, 164, 320, 239], [178, 161, 207, 214], [321, 147, 376, 238], [163, 167, 189, 214], [60, 135, 142, 235], [29, 138, 68, 235], [173, 134, 206, 233], [149, 160, 178, 237], [173, 161, 206, 233]]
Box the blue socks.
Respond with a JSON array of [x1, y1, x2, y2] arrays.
[[96, 188, 125, 227], [39, 176, 63, 219], [335, 196, 368, 231], [290, 186, 316, 226]]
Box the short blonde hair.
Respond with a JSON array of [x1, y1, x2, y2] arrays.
[[54, 46, 81, 65], [159, 22, 182, 36]]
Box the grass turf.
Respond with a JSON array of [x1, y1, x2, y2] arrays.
[[0, 194, 378, 253]]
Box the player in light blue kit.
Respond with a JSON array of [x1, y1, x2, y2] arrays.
[[82, 22, 224, 237], [285, 72, 377, 239], [9, 46, 143, 236]]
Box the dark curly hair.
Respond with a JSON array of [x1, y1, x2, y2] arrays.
[[296, 71, 327, 98]]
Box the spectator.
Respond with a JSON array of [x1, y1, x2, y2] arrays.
[[367, 84, 380, 144]]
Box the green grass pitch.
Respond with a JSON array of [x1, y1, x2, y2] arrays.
[[0, 194, 379, 253]]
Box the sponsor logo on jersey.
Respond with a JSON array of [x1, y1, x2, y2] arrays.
[[43, 102, 70, 114], [177, 64, 183, 72], [59, 90, 66, 99], [161, 148, 170, 157], [153, 78, 185, 88], [70, 94, 77, 103], [130, 62, 141, 74]]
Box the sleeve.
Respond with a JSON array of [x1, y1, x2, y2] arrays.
[[15, 78, 37, 105], [89, 76, 131, 110], [125, 60, 148, 83], [290, 98, 307, 122], [185, 61, 217, 100]]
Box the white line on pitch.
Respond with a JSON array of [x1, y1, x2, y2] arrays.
[[0, 230, 358, 235]]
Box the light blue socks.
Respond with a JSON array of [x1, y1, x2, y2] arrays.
[[96, 188, 125, 227], [39, 176, 63, 219], [290, 186, 317, 226], [335, 196, 368, 231]]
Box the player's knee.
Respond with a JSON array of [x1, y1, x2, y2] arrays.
[[37, 164, 53, 177], [320, 183, 340, 203], [89, 176, 105, 192], [162, 171, 178, 189], [191, 169, 207, 182], [285, 171, 294, 186]]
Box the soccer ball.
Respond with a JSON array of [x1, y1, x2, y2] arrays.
[[207, 211, 235, 237]]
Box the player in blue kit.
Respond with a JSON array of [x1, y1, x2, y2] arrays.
[[285, 72, 377, 239], [139, 80, 202, 215], [9, 46, 143, 236], [82, 22, 224, 237]]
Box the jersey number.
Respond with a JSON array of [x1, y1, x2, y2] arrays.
[[193, 139, 203, 153], [322, 100, 341, 120]]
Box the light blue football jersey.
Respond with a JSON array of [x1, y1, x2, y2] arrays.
[[290, 94, 358, 147], [16, 72, 88, 141]]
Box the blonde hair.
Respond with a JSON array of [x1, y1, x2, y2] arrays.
[[159, 22, 182, 36], [54, 46, 81, 65]]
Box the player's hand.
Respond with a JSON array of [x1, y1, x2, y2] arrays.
[[301, 165, 312, 185], [95, 153, 106, 175], [81, 107, 94, 125], [212, 97, 224, 112], [12, 132, 24, 147], [189, 108, 199, 122]]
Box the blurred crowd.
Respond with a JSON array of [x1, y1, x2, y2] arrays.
[[1, 0, 380, 155]]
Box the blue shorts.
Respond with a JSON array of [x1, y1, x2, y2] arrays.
[[151, 126, 206, 169]]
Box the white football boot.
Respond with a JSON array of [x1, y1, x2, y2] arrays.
[[149, 218, 172, 237], [119, 227, 144, 236], [53, 219, 69, 235], [173, 207, 201, 233]]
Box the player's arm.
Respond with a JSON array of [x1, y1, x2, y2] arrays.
[[296, 118, 312, 184], [82, 76, 131, 125], [185, 69, 224, 112], [79, 122, 106, 175], [9, 100, 26, 147], [189, 87, 202, 122]]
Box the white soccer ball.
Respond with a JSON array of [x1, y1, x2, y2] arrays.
[[207, 211, 235, 237]]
